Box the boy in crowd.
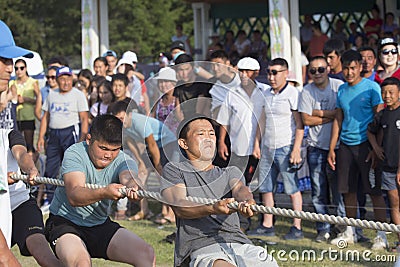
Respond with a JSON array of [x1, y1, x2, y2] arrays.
[[368, 77, 400, 249]]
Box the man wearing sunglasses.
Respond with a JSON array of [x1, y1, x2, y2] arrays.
[[298, 56, 344, 242], [327, 50, 388, 250], [375, 37, 400, 84], [249, 58, 304, 240]]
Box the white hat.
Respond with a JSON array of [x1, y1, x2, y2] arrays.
[[237, 57, 260, 70], [122, 51, 138, 63], [154, 67, 177, 82], [116, 58, 134, 69]]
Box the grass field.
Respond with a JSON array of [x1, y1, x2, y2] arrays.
[[12, 198, 400, 267]]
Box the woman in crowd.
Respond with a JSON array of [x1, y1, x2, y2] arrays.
[[90, 75, 106, 108], [90, 80, 115, 119], [77, 68, 93, 105], [375, 38, 400, 83], [9, 59, 41, 148], [93, 56, 108, 77]]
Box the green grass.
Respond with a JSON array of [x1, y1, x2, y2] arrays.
[[12, 200, 400, 266]]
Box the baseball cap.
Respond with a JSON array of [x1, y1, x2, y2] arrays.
[[237, 57, 260, 70], [379, 37, 398, 50], [122, 51, 138, 63], [102, 50, 117, 58], [170, 41, 185, 52], [0, 20, 33, 59], [154, 67, 177, 82], [116, 58, 134, 69], [56, 66, 73, 78]]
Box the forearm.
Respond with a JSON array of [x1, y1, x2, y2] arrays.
[[17, 153, 36, 174], [312, 109, 336, 119], [232, 184, 253, 202], [367, 131, 380, 152], [172, 202, 216, 219], [329, 119, 340, 151], [293, 128, 304, 151], [68, 186, 108, 207], [303, 115, 332, 126], [38, 113, 48, 139]]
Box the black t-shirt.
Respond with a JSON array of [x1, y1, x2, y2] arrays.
[[173, 78, 213, 118], [368, 106, 400, 172], [8, 130, 25, 149]]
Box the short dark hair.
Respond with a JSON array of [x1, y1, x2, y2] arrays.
[[177, 113, 215, 139], [112, 73, 129, 87], [323, 39, 345, 57], [340, 50, 362, 66], [174, 53, 193, 65], [47, 66, 58, 72], [78, 69, 93, 81], [47, 56, 69, 67], [209, 50, 229, 61], [381, 77, 400, 90], [94, 56, 108, 66], [269, 58, 289, 69], [90, 114, 122, 145], [309, 56, 328, 65], [108, 100, 138, 116], [358, 46, 376, 58]]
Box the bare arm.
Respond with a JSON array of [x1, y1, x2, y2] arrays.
[[301, 112, 333, 126], [0, 230, 21, 267], [252, 109, 265, 159], [327, 108, 343, 170], [37, 111, 49, 153], [218, 125, 229, 160], [162, 184, 235, 219], [174, 97, 184, 121], [9, 144, 38, 185], [145, 134, 162, 174], [33, 80, 42, 120], [64, 171, 126, 207], [290, 111, 304, 164], [78, 111, 89, 141]]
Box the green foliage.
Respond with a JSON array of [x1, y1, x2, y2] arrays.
[[0, 0, 193, 67]]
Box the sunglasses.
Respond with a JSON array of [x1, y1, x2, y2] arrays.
[[46, 75, 56, 80], [309, 67, 326, 75], [381, 48, 398, 55], [267, 69, 286, 75], [14, 66, 25, 71]]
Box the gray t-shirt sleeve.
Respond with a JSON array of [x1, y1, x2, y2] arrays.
[[298, 87, 314, 115]]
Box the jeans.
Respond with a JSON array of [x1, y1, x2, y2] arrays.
[[307, 146, 345, 233]]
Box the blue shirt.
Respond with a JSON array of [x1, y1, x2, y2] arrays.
[[40, 85, 50, 105], [337, 78, 383, 145], [125, 112, 176, 147], [49, 142, 137, 227]]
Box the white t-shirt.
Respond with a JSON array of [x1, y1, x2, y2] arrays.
[[217, 84, 265, 156], [209, 73, 241, 113], [262, 84, 299, 149], [42, 87, 89, 129]]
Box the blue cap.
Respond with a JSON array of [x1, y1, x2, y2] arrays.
[[0, 20, 33, 59], [56, 66, 73, 78], [102, 50, 117, 58]]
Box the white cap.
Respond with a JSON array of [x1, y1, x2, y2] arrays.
[[154, 67, 177, 82], [237, 57, 260, 70], [116, 58, 134, 69], [122, 51, 138, 63]]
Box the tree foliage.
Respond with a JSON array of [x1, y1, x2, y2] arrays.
[[0, 0, 193, 68]]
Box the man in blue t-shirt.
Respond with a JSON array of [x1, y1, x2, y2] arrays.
[[45, 115, 155, 266], [327, 50, 388, 250]]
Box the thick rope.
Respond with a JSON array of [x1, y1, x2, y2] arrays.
[[12, 174, 400, 233]]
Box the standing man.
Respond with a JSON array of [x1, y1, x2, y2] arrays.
[[323, 39, 346, 82], [37, 66, 89, 204], [45, 115, 155, 266], [359, 46, 377, 81], [0, 19, 33, 266], [250, 58, 304, 240], [298, 56, 344, 242], [327, 50, 388, 250]]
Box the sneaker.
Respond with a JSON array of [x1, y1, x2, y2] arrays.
[[371, 235, 388, 251], [247, 225, 275, 237], [330, 231, 357, 246], [283, 226, 304, 240], [315, 231, 330, 243], [40, 203, 50, 215]]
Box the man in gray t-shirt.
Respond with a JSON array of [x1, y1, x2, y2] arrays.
[[161, 114, 277, 267], [298, 56, 344, 242]]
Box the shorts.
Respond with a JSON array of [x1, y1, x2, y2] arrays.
[[337, 142, 382, 195], [12, 197, 44, 256], [45, 214, 122, 259], [381, 171, 398, 191], [189, 243, 278, 267], [258, 145, 299, 195], [17, 120, 35, 131]]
